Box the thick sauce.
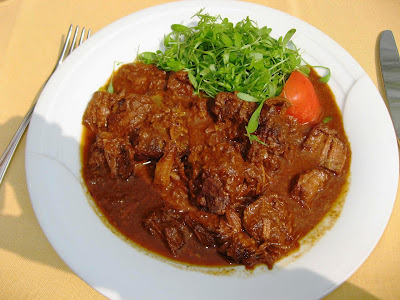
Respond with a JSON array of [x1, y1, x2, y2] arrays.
[[81, 63, 350, 269]]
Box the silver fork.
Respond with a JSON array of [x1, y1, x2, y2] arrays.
[[0, 25, 91, 185]]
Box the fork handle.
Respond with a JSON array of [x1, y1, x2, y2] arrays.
[[0, 104, 35, 185]]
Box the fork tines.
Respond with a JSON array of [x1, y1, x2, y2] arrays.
[[68, 25, 91, 54]]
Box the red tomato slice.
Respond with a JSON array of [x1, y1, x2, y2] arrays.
[[281, 71, 321, 124]]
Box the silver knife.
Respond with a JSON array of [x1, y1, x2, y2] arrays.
[[379, 30, 400, 138]]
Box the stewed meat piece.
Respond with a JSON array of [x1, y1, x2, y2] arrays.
[[291, 168, 330, 208], [217, 208, 260, 266], [112, 62, 167, 95], [83, 91, 121, 132], [211, 92, 256, 124], [243, 195, 294, 245], [199, 177, 230, 215], [256, 97, 300, 157], [106, 93, 154, 135], [184, 211, 219, 247], [143, 207, 187, 255], [303, 125, 348, 174], [188, 143, 264, 213], [322, 136, 348, 173], [92, 134, 135, 179]]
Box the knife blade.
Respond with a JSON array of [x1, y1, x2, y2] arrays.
[[379, 30, 400, 138]]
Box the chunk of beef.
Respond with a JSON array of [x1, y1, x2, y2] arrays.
[[188, 143, 259, 212], [163, 226, 185, 254], [143, 207, 186, 255], [210, 206, 293, 269], [132, 113, 172, 161], [247, 141, 281, 174], [94, 134, 135, 178], [225, 208, 242, 232], [245, 100, 302, 177], [247, 140, 270, 163], [199, 177, 229, 215], [112, 62, 167, 95], [303, 125, 348, 174], [258, 122, 289, 156], [303, 125, 336, 154], [258, 97, 292, 123], [86, 144, 109, 178], [203, 120, 244, 147], [133, 126, 168, 161], [187, 221, 215, 246], [83, 91, 121, 132], [243, 195, 294, 245], [242, 162, 268, 196], [256, 98, 299, 156], [165, 71, 197, 108], [212, 92, 256, 124], [132, 105, 190, 161], [184, 211, 219, 247], [159, 179, 193, 212], [217, 209, 259, 265], [154, 149, 194, 213], [255, 240, 296, 269], [218, 230, 259, 266], [107, 93, 153, 135], [292, 168, 329, 208], [322, 136, 348, 173]]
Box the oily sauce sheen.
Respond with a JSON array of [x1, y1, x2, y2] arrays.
[[81, 63, 350, 269]]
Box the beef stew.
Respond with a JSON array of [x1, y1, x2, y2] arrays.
[[81, 62, 350, 269]]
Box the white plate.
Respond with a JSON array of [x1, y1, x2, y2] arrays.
[[25, 1, 399, 299]]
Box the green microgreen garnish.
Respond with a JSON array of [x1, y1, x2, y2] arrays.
[[318, 66, 331, 83], [107, 61, 123, 94], [138, 9, 302, 102], [323, 116, 333, 123], [296, 65, 311, 76], [300, 58, 331, 83], [107, 80, 114, 94]]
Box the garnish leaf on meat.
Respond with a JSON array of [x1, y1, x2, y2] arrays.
[[237, 92, 259, 102], [245, 99, 267, 144], [246, 99, 265, 133]]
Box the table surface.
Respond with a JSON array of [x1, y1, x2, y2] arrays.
[[1, 0, 400, 299]]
